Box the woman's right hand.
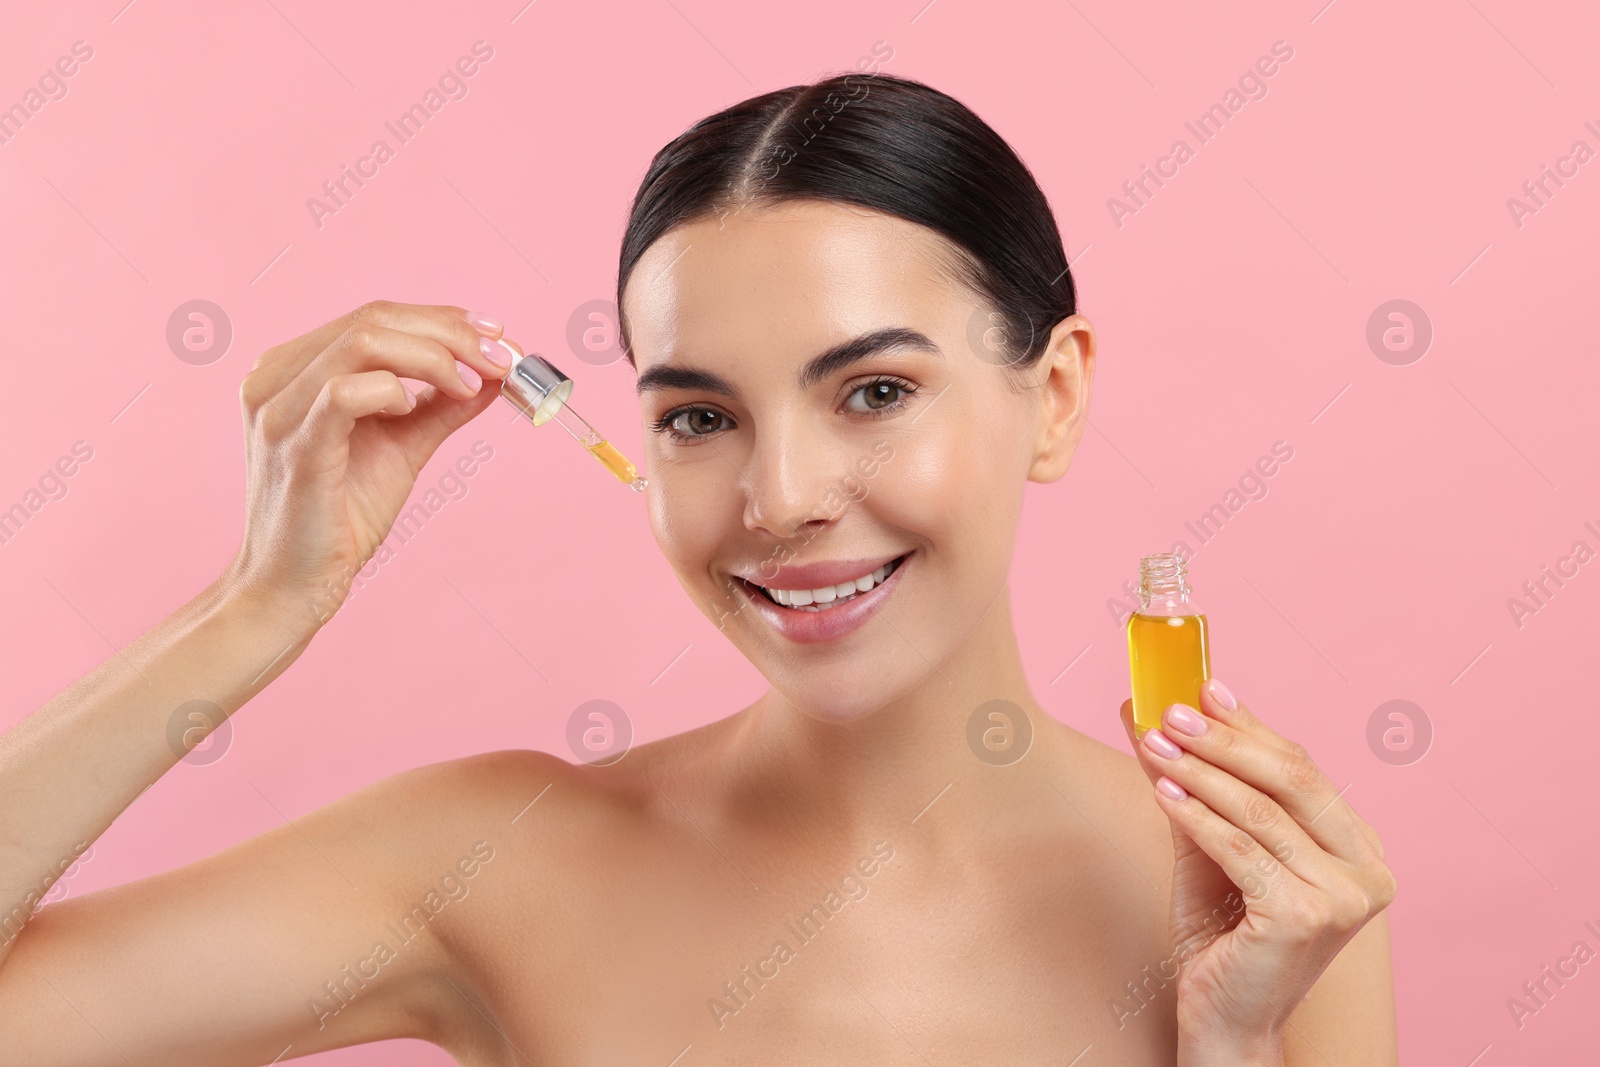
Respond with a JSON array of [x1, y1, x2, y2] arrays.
[[0, 301, 528, 1060], [227, 301, 516, 626]]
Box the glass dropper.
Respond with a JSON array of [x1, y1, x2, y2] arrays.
[[496, 337, 647, 492]]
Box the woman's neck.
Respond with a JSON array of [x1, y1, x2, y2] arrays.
[[736, 583, 1049, 839]]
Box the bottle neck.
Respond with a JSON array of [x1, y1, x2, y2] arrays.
[[1137, 553, 1200, 616]]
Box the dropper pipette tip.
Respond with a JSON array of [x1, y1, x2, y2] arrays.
[[498, 338, 647, 492]]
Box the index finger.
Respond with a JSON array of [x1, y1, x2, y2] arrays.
[[249, 301, 504, 397], [1119, 699, 1163, 789], [1195, 678, 1300, 755], [1196, 680, 1389, 861]]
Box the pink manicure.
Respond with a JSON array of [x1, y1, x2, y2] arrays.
[[464, 310, 502, 336], [1206, 678, 1237, 712], [1144, 728, 1183, 760], [455, 360, 482, 394], [1165, 704, 1208, 737], [1156, 776, 1187, 801], [480, 336, 511, 368]]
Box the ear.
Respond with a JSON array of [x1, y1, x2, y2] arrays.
[[1027, 314, 1096, 484]]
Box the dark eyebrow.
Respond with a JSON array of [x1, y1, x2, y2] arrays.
[[635, 326, 941, 397]]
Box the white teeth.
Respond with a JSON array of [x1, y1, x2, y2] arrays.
[[763, 557, 902, 610]]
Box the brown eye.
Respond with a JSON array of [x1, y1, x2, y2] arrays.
[[659, 407, 732, 439], [864, 382, 898, 408], [844, 377, 916, 415]]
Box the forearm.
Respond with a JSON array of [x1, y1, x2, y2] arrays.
[[0, 564, 317, 965]]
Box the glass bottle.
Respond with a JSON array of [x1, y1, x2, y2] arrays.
[[1126, 552, 1211, 739]]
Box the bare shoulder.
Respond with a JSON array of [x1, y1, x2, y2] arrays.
[[354, 747, 654, 867], [262, 746, 657, 942], [1042, 720, 1175, 887], [365, 730, 737, 882], [1282, 909, 1398, 1064], [367, 713, 740, 871]]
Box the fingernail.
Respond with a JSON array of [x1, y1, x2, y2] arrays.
[[464, 310, 502, 336], [1144, 728, 1183, 760], [402, 384, 416, 409], [455, 360, 482, 394], [480, 336, 511, 368], [1156, 775, 1188, 801], [1207, 678, 1237, 712], [1165, 703, 1208, 737]]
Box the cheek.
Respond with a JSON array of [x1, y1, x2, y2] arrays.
[[647, 460, 736, 579], [874, 415, 1029, 593], [884, 411, 1028, 529]]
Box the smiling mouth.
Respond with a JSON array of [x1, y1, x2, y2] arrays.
[[739, 553, 910, 612]]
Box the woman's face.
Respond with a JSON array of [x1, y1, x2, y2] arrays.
[[623, 199, 1089, 722]]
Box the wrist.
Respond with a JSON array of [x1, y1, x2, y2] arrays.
[[209, 560, 326, 649], [216, 553, 336, 640], [1178, 1030, 1285, 1067]]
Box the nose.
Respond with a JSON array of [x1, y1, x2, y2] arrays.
[[741, 421, 850, 540]]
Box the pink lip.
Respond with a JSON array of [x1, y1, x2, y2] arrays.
[[737, 551, 912, 645], [740, 552, 905, 590]]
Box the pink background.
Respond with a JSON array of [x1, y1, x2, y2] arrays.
[[2, 0, 1595, 1063]]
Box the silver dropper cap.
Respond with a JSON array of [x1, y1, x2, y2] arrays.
[[498, 340, 574, 426]]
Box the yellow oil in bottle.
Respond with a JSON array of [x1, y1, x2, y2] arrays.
[[1127, 611, 1210, 738], [586, 438, 637, 483]]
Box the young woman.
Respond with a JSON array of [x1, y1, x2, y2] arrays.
[[0, 72, 1397, 1065]]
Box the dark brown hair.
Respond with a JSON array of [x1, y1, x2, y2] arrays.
[[616, 71, 1075, 371]]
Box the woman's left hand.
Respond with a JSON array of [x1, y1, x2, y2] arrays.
[[1119, 680, 1397, 1066]]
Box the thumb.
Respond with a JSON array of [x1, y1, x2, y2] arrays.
[[1120, 700, 1145, 758], [1122, 698, 1163, 789], [400, 376, 506, 461]]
